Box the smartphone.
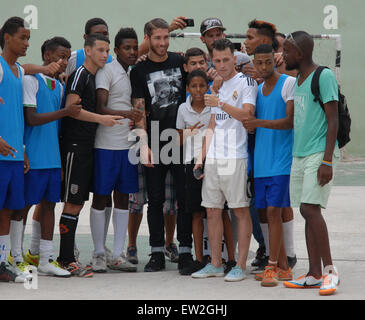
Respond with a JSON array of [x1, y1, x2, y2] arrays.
[[233, 42, 241, 51], [183, 18, 195, 27], [193, 167, 204, 180]]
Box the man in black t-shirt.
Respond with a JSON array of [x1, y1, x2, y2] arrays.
[[131, 18, 198, 275], [58, 34, 122, 276]]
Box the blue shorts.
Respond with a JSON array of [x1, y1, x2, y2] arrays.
[[24, 168, 61, 205], [254, 175, 290, 209], [0, 161, 25, 210], [94, 149, 139, 196]]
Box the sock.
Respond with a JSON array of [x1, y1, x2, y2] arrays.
[[29, 219, 41, 255], [10, 220, 24, 263], [104, 206, 112, 246], [39, 239, 53, 265], [90, 207, 106, 255], [0, 235, 9, 264], [112, 209, 129, 259], [59, 213, 78, 264], [283, 220, 296, 258], [260, 223, 270, 257]]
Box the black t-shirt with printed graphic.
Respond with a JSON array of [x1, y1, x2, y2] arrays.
[[130, 52, 186, 137]]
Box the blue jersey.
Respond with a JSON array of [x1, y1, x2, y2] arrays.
[[0, 56, 24, 161], [254, 74, 294, 178], [76, 48, 113, 70], [23, 74, 62, 169]]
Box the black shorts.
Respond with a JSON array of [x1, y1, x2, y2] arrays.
[[61, 143, 93, 205], [185, 163, 205, 214]]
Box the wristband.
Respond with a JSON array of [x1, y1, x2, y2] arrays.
[[322, 160, 333, 167], [218, 100, 224, 108]]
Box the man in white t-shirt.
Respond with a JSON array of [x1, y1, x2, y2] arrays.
[[192, 39, 258, 281], [90, 28, 143, 273]]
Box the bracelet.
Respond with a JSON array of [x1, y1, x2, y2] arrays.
[[322, 160, 333, 167], [218, 100, 224, 109]]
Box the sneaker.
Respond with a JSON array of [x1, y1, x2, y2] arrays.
[[0, 262, 27, 283], [126, 246, 138, 265], [255, 267, 293, 281], [288, 255, 297, 269], [105, 246, 114, 267], [202, 255, 211, 265], [191, 263, 224, 279], [38, 260, 71, 278], [164, 243, 179, 263], [109, 254, 137, 272], [224, 260, 237, 274], [284, 274, 322, 289], [12, 261, 34, 281], [251, 246, 266, 267], [91, 253, 107, 273], [261, 266, 279, 287], [144, 252, 165, 272], [24, 250, 40, 267], [319, 265, 340, 296], [224, 266, 247, 282], [178, 253, 203, 276], [60, 261, 94, 278], [251, 256, 269, 274]]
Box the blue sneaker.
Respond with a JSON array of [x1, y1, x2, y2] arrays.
[[191, 263, 224, 278], [224, 266, 247, 282]]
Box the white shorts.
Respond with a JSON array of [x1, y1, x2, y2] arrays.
[[201, 158, 249, 209]]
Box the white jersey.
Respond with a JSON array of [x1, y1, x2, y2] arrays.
[[207, 72, 258, 159], [94, 59, 134, 150]]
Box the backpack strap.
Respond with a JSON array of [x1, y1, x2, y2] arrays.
[[311, 66, 329, 109]]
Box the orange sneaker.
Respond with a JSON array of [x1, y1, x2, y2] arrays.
[[261, 266, 279, 287], [255, 267, 293, 281]]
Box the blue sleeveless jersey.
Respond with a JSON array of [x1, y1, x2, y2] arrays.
[[254, 74, 293, 178], [24, 74, 62, 169], [76, 48, 113, 69], [0, 56, 24, 161]]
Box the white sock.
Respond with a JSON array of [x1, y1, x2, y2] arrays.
[[104, 206, 112, 246], [283, 220, 296, 257], [10, 220, 24, 263], [260, 223, 270, 256], [0, 235, 9, 264], [90, 207, 106, 255], [39, 239, 53, 265], [112, 209, 129, 259], [29, 219, 41, 255]]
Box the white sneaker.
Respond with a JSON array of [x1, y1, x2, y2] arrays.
[[91, 253, 107, 273], [109, 255, 137, 272], [105, 246, 113, 268], [12, 261, 34, 281], [319, 265, 340, 296], [38, 260, 71, 278]]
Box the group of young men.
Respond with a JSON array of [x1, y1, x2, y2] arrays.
[[0, 14, 340, 296]]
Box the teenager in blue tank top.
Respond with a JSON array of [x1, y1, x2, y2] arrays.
[[10, 37, 81, 278], [242, 44, 296, 286], [0, 17, 31, 283]]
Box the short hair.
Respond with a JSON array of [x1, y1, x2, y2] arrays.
[[114, 27, 138, 48], [41, 36, 71, 61], [254, 44, 274, 55], [186, 69, 209, 86], [84, 18, 108, 35], [212, 38, 234, 54], [84, 33, 110, 48], [184, 47, 207, 64], [0, 16, 27, 49], [144, 18, 169, 37], [248, 19, 279, 51]]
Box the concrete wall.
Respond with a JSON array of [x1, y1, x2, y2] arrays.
[[1, 0, 363, 156]]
